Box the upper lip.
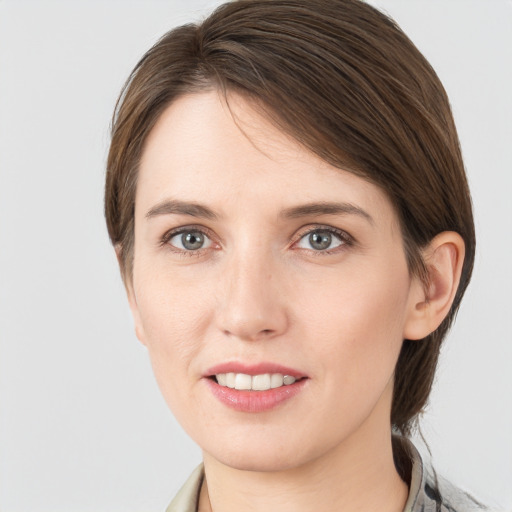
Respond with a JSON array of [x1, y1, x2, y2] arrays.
[[204, 362, 306, 379]]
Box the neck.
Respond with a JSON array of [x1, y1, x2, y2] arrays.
[[200, 393, 408, 512]]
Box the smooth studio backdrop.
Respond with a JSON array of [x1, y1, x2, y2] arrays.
[[0, 1, 511, 511]]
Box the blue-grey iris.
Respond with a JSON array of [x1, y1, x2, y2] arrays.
[[182, 231, 204, 250], [309, 231, 332, 250]]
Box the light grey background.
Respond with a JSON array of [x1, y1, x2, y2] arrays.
[[0, 1, 510, 511]]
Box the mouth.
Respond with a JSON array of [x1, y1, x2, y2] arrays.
[[212, 372, 302, 391], [204, 363, 308, 412]]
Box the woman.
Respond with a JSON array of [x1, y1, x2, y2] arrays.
[[105, 1, 488, 510]]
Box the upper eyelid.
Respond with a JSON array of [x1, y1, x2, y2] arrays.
[[163, 224, 214, 237], [293, 224, 353, 242]]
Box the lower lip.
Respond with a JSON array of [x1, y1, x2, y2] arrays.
[[205, 378, 307, 413]]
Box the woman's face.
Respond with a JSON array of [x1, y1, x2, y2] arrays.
[[129, 91, 422, 472]]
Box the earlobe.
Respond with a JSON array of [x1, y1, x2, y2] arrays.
[[403, 232, 465, 340], [126, 285, 147, 346], [115, 245, 147, 346]]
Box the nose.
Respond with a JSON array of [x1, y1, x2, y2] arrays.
[[215, 249, 289, 342]]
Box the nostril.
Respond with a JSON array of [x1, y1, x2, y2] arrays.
[[216, 293, 289, 341]]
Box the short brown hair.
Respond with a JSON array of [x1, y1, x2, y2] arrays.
[[105, 0, 475, 435]]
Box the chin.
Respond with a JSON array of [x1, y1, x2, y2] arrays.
[[200, 426, 333, 474], [211, 447, 305, 473]]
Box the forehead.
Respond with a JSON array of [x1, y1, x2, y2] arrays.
[[137, 90, 395, 223]]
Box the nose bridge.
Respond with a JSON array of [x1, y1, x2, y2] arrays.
[[216, 242, 288, 341]]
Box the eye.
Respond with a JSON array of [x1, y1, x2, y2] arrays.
[[295, 228, 347, 252], [167, 229, 212, 251]]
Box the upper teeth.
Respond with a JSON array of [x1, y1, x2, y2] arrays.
[[216, 373, 297, 391]]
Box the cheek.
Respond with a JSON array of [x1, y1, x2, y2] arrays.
[[291, 266, 410, 443], [132, 266, 214, 391], [298, 261, 410, 382]]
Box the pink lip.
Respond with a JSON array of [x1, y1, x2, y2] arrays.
[[204, 362, 305, 379], [203, 361, 308, 413], [205, 378, 307, 413]]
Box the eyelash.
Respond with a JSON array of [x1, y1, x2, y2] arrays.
[[160, 225, 218, 258], [292, 225, 354, 255], [159, 224, 354, 257]]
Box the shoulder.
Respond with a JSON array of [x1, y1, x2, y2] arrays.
[[432, 473, 490, 512], [400, 437, 492, 512]]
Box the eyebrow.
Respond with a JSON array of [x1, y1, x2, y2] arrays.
[[146, 199, 219, 220], [145, 199, 373, 225], [281, 202, 374, 224]]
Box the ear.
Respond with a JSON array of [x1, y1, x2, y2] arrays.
[[115, 245, 147, 346], [403, 232, 465, 340]]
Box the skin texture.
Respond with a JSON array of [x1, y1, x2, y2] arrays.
[[125, 91, 464, 512]]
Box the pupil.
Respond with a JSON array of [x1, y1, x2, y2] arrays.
[[309, 231, 331, 250], [182, 231, 204, 250]]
